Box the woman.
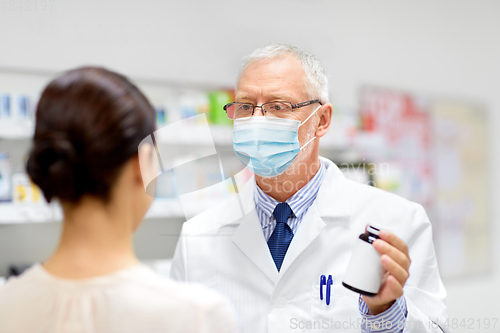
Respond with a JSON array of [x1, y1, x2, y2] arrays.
[[0, 67, 237, 333]]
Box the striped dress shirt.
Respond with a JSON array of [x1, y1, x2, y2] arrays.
[[254, 161, 326, 241], [254, 160, 408, 333]]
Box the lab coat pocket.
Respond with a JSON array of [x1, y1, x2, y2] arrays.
[[310, 284, 361, 332]]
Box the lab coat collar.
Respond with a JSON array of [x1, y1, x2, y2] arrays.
[[236, 157, 352, 220], [315, 156, 352, 219]]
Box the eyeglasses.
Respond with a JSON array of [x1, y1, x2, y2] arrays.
[[223, 99, 322, 120]]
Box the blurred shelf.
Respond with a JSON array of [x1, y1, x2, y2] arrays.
[[144, 199, 184, 219], [207, 125, 233, 145], [0, 202, 55, 224], [0, 120, 233, 144], [153, 123, 233, 146], [0, 198, 223, 225], [0, 120, 34, 140], [145, 197, 225, 220], [0, 120, 382, 156]]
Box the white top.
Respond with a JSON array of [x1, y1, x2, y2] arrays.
[[0, 264, 237, 333]]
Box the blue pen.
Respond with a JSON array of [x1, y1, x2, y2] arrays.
[[326, 275, 333, 305], [320, 275, 326, 300]]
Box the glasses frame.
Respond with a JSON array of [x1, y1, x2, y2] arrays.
[[223, 99, 322, 119]]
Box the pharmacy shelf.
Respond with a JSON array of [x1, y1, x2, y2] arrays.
[[0, 199, 211, 225], [0, 120, 381, 155], [0, 120, 232, 145], [0, 120, 34, 140], [0, 202, 55, 224], [145, 197, 223, 220], [152, 122, 386, 153], [152, 123, 232, 146]]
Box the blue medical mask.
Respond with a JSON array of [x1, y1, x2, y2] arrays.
[[232, 106, 320, 177]]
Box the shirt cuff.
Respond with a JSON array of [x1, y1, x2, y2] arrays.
[[358, 295, 408, 333]]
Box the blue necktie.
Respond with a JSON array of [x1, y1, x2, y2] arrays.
[[268, 202, 294, 272]]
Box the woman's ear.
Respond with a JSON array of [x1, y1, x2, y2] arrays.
[[315, 103, 333, 138], [132, 154, 143, 185], [136, 143, 158, 195]]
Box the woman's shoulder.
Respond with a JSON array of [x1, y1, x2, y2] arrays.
[[0, 264, 45, 294], [0, 264, 237, 332], [0, 264, 51, 315], [104, 265, 237, 331], [123, 265, 231, 309], [0, 263, 228, 308]]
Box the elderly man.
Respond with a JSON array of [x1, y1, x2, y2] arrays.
[[171, 43, 448, 333]]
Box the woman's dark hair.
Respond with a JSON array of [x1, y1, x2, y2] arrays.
[[27, 67, 156, 203]]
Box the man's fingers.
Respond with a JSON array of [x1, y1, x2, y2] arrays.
[[384, 274, 404, 300], [373, 239, 411, 272], [381, 254, 409, 286], [378, 230, 409, 257]]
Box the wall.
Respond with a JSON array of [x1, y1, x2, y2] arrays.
[[1, 1, 499, 332]]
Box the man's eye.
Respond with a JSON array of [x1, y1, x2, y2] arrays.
[[272, 104, 282, 111], [241, 104, 252, 111]]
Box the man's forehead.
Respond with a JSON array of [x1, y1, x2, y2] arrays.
[[240, 55, 303, 77], [236, 56, 307, 100], [235, 91, 294, 101]]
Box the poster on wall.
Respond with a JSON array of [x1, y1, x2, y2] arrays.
[[359, 87, 434, 209], [432, 101, 490, 279], [360, 87, 491, 279]]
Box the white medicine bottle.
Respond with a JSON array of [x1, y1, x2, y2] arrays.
[[342, 224, 385, 296]]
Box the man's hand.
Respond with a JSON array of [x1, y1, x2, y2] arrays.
[[362, 229, 411, 315]]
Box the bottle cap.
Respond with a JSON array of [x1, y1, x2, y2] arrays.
[[367, 223, 382, 236]]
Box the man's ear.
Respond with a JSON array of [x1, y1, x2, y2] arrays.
[[315, 103, 333, 138]]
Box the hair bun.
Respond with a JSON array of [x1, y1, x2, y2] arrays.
[[27, 67, 155, 203], [27, 133, 83, 202]]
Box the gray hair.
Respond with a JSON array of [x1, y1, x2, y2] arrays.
[[238, 43, 329, 103]]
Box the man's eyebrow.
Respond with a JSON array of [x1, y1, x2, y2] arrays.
[[234, 94, 294, 102], [266, 94, 293, 101], [235, 95, 249, 101]]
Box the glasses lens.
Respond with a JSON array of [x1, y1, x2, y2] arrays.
[[224, 103, 235, 119], [232, 103, 254, 119], [263, 102, 293, 118]]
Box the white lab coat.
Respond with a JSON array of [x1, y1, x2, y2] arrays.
[[171, 157, 449, 333]]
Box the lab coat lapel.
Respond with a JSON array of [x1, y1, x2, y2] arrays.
[[231, 176, 280, 285], [232, 210, 279, 284], [278, 158, 352, 276], [278, 203, 325, 276]]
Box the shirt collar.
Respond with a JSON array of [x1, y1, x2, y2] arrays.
[[254, 161, 326, 226]]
